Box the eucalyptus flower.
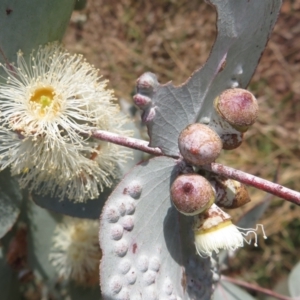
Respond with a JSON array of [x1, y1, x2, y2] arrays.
[[0, 43, 131, 201], [49, 217, 101, 286], [193, 204, 267, 257]]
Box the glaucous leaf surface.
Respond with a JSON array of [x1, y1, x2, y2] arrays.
[[0, 0, 75, 78], [100, 157, 215, 300], [213, 281, 256, 300], [0, 168, 22, 238], [26, 198, 61, 281], [138, 0, 281, 156], [32, 186, 111, 219], [288, 261, 300, 298]]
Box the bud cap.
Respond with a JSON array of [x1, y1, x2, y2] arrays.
[[178, 123, 222, 166], [214, 88, 258, 132], [170, 174, 215, 216]]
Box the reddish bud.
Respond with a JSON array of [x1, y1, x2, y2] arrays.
[[133, 94, 152, 109], [214, 88, 258, 132], [136, 72, 158, 95], [210, 177, 251, 209], [178, 123, 222, 166], [170, 174, 215, 215]]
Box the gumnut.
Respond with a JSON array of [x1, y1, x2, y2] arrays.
[[178, 123, 223, 166], [170, 174, 215, 216], [214, 88, 258, 132], [210, 176, 251, 209]]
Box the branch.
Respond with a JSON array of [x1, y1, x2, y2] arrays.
[[90, 129, 167, 157], [203, 163, 300, 206], [88, 129, 300, 205], [221, 275, 294, 300]]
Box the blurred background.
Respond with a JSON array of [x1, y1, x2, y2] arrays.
[[64, 0, 300, 296]]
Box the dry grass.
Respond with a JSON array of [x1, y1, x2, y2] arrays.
[[64, 0, 300, 294]]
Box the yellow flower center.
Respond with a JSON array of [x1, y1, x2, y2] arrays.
[[29, 86, 61, 117], [30, 86, 54, 106]]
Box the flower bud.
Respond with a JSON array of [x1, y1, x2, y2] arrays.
[[208, 102, 244, 150], [210, 176, 251, 209], [214, 88, 258, 132], [136, 72, 158, 96], [170, 174, 215, 216], [133, 94, 152, 109], [178, 123, 222, 166]]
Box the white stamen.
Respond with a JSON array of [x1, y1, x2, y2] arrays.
[[236, 224, 267, 247], [0, 42, 132, 201]]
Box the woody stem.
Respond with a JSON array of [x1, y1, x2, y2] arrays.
[[87, 129, 300, 206]]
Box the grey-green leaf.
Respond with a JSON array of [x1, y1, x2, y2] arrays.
[[99, 157, 215, 299], [26, 198, 61, 281], [0, 0, 75, 77], [288, 261, 300, 297], [136, 0, 281, 156], [213, 281, 256, 300], [0, 168, 22, 238], [31, 186, 111, 219]]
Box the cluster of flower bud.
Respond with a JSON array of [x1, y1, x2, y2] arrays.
[[169, 88, 261, 256], [133, 75, 263, 257], [177, 88, 258, 164], [133, 72, 159, 123], [170, 173, 250, 215], [170, 172, 265, 257]]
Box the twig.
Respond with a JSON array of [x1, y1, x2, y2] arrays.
[[90, 130, 165, 157], [204, 163, 300, 206], [221, 275, 294, 300], [88, 129, 300, 205]]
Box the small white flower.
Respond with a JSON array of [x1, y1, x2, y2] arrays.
[[49, 217, 101, 286], [0, 42, 131, 201], [193, 204, 267, 257], [194, 220, 244, 257]]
